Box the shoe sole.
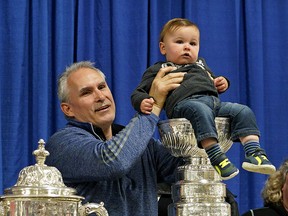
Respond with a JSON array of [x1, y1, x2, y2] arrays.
[[221, 169, 239, 181], [242, 162, 276, 175]]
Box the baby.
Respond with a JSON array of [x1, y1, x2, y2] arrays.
[[131, 18, 275, 180]]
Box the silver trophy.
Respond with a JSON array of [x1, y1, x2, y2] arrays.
[[0, 139, 109, 216], [158, 117, 233, 216]]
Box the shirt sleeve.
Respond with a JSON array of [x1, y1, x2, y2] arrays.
[[46, 113, 160, 182]]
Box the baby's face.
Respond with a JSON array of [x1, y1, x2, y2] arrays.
[[159, 26, 200, 65]]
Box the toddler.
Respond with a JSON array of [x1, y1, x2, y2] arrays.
[[131, 18, 276, 180]]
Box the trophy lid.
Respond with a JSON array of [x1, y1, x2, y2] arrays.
[[3, 139, 80, 198]]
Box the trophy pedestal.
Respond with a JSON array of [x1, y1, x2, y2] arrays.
[[158, 118, 232, 216]]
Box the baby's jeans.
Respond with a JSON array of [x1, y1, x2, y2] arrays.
[[172, 95, 260, 143]]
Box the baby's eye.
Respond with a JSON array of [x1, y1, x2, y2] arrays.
[[175, 40, 184, 44], [190, 42, 197, 46]]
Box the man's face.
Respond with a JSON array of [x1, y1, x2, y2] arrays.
[[61, 68, 115, 130], [159, 26, 200, 65]]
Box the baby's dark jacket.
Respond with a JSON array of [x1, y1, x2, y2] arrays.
[[131, 57, 229, 118]]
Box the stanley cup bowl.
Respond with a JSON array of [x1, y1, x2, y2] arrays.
[[158, 117, 233, 158]]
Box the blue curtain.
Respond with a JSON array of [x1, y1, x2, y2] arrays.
[[1, 0, 288, 214]]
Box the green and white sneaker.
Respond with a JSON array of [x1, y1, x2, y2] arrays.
[[242, 148, 276, 175], [212, 153, 239, 180]]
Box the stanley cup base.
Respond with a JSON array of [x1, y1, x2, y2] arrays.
[[168, 201, 231, 216], [158, 118, 233, 216]]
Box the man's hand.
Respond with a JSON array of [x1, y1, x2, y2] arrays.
[[149, 67, 185, 116], [214, 76, 228, 93]]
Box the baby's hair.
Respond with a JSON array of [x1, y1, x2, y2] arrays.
[[159, 18, 199, 43]]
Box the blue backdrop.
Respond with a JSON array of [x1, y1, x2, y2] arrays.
[[1, 0, 288, 214]]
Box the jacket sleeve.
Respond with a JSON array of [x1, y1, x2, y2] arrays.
[[46, 113, 160, 182], [131, 64, 161, 112]]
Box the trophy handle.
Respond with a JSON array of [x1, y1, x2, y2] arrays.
[[78, 202, 109, 216]]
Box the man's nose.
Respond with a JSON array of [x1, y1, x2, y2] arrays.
[[94, 90, 105, 101]]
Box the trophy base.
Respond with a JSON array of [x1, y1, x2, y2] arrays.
[[158, 118, 233, 216], [168, 201, 231, 216], [169, 157, 230, 216]]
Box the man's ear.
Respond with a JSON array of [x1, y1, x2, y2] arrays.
[[61, 103, 74, 117], [159, 42, 166, 55]]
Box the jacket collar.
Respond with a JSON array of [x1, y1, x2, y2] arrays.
[[66, 118, 124, 141]]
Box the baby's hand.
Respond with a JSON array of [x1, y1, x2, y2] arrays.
[[140, 98, 155, 114], [214, 76, 228, 93]]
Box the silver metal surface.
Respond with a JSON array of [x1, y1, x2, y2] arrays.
[[177, 158, 221, 182], [158, 117, 232, 216], [0, 139, 109, 216], [172, 181, 226, 202], [168, 201, 231, 216], [158, 117, 233, 157]]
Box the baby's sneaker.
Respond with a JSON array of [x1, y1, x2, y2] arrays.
[[212, 153, 239, 180], [242, 148, 276, 175]]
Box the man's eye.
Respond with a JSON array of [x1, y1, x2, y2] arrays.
[[99, 84, 106, 90], [80, 90, 91, 96]]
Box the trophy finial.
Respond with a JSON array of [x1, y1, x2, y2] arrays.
[[33, 139, 50, 166]]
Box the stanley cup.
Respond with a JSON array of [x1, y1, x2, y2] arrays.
[[158, 117, 233, 216]]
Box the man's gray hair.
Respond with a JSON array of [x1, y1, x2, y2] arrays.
[[58, 61, 106, 103]]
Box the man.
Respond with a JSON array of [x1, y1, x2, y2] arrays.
[[45, 61, 186, 216]]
